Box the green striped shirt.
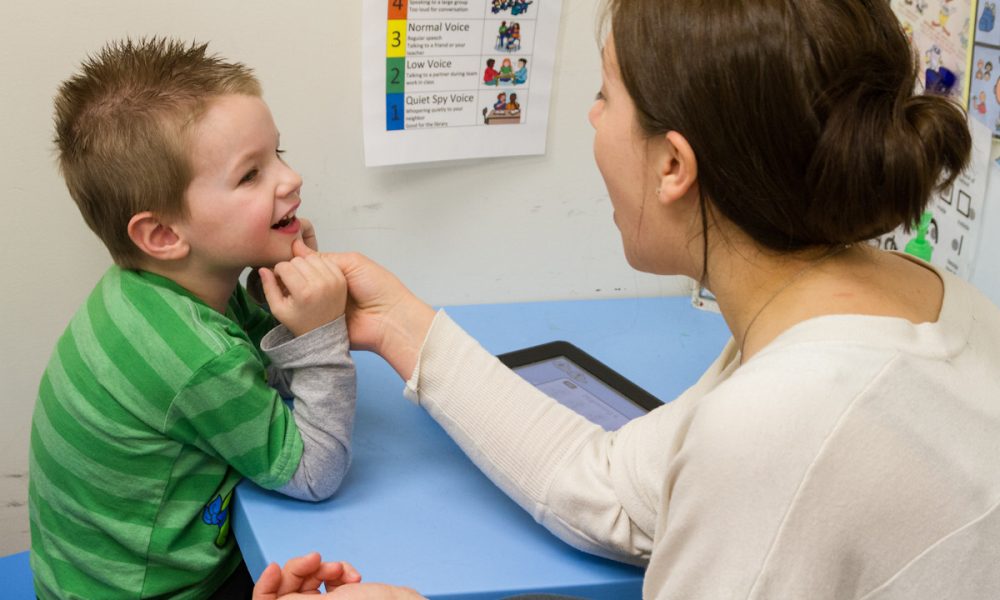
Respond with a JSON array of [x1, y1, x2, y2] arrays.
[[29, 267, 304, 599]]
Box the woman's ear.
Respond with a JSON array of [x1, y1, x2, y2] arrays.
[[656, 131, 698, 206], [127, 212, 190, 262]]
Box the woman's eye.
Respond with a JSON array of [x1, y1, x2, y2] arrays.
[[240, 169, 258, 184], [595, 90, 605, 101], [276, 148, 286, 158]]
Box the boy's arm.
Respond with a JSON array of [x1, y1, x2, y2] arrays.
[[162, 319, 351, 499], [261, 317, 356, 501], [255, 241, 356, 500], [164, 240, 352, 498]]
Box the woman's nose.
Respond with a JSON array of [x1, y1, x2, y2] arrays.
[[588, 102, 600, 129]]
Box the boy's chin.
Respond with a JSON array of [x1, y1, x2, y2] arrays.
[[251, 254, 294, 271]]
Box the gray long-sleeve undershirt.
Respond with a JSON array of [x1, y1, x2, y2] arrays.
[[260, 316, 356, 501]]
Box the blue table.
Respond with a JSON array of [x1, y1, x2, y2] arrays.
[[233, 296, 730, 599]]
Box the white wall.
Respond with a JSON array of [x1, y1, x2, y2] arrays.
[[0, 0, 688, 554]]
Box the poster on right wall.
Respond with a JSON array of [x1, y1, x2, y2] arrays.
[[969, 1, 1000, 136], [890, 0, 979, 102]]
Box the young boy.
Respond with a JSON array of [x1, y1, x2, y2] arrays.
[[29, 38, 356, 599]]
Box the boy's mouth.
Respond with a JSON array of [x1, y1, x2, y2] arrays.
[[271, 211, 297, 230]]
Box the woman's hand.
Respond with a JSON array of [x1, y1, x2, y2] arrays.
[[325, 252, 435, 380], [251, 552, 361, 600]]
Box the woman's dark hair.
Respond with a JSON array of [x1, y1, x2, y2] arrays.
[[606, 0, 971, 252]]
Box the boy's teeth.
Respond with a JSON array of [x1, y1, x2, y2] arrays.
[[272, 214, 294, 229]]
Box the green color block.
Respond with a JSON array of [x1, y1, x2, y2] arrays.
[[386, 58, 405, 94]]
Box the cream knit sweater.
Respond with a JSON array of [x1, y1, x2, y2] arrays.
[[404, 268, 1000, 599]]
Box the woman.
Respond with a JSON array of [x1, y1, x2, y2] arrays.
[[263, 0, 1000, 598]]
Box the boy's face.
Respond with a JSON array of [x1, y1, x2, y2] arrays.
[[178, 94, 303, 278]]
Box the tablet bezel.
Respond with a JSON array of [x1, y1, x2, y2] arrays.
[[496, 340, 664, 413]]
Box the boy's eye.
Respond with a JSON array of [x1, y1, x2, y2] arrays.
[[276, 148, 286, 157], [595, 90, 605, 101], [239, 168, 258, 185]]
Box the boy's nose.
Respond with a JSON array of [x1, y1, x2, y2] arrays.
[[277, 163, 303, 198]]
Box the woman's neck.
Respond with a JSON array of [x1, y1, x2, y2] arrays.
[[708, 243, 944, 363], [708, 243, 913, 362]]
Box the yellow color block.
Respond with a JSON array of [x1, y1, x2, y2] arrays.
[[387, 20, 407, 57]]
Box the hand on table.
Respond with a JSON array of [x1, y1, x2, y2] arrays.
[[251, 552, 361, 600], [251, 552, 424, 600]]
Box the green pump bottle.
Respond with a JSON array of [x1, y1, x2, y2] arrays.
[[904, 211, 934, 262]]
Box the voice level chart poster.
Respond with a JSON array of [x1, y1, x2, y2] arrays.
[[363, 0, 563, 166]]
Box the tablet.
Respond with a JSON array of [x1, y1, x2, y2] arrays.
[[497, 341, 663, 431]]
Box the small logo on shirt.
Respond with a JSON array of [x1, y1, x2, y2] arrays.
[[202, 489, 234, 548]]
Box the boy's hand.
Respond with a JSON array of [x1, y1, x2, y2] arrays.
[[247, 220, 317, 307], [299, 218, 319, 252], [259, 239, 348, 337], [252, 552, 361, 600]]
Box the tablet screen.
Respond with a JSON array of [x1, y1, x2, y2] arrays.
[[509, 356, 648, 431]]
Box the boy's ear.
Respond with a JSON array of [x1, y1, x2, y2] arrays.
[[127, 212, 190, 262], [656, 131, 699, 206]]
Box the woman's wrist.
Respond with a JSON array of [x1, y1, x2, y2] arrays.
[[378, 296, 436, 381]]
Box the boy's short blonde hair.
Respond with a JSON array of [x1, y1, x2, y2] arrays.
[[54, 37, 261, 269]]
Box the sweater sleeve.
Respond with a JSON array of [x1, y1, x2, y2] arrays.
[[262, 316, 356, 501], [403, 311, 688, 564]]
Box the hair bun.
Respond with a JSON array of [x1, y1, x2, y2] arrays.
[[903, 94, 972, 186], [805, 88, 971, 245]]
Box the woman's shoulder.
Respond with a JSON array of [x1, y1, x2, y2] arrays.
[[693, 342, 898, 436], [689, 290, 1000, 451], [756, 261, 999, 364]]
